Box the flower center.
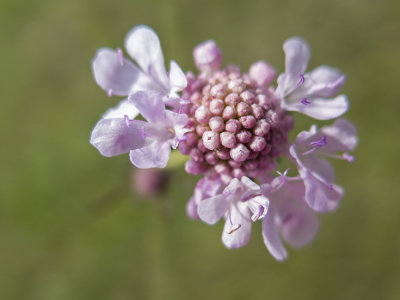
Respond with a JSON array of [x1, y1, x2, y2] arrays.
[[178, 67, 294, 183]]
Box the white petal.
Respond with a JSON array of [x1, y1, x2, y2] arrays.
[[125, 25, 169, 93], [92, 48, 142, 96], [169, 60, 187, 95], [320, 118, 358, 152], [90, 118, 146, 157], [102, 99, 139, 120], [262, 205, 288, 261], [129, 91, 165, 124], [222, 206, 252, 249], [284, 94, 349, 120], [283, 37, 310, 79], [129, 140, 171, 168], [197, 194, 229, 225]]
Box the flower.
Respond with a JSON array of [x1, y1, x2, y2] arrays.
[[90, 91, 189, 168], [90, 25, 358, 260], [289, 118, 358, 212], [275, 37, 348, 120], [92, 25, 187, 108], [197, 176, 269, 249], [261, 177, 319, 261]]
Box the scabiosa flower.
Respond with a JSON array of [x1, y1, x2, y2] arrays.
[[90, 25, 358, 260], [275, 37, 348, 120], [289, 118, 357, 212], [90, 91, 189, 168]]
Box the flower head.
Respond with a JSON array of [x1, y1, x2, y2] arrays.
[[90, 25, 358, 260]]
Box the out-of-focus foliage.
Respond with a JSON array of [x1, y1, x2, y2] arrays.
[[0, 0, 399, 299]]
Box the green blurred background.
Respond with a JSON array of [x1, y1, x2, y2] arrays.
[[1, 0, 399, 299]]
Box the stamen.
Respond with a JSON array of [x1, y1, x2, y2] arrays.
[[107, 89, 113, 97], [297, 74, 305, 87], [342, 153, 355, 162], [301, 98, 311, 105], [251, 206, 265, 222], [117, 48, 124, 66], [226, 224, 241, 234], [310, 135, 327, 148]]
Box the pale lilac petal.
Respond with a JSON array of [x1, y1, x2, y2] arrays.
[[92, 48, 143, 96], [262, 205, 288, 261], [308, 66, 346, 97], [169, 60, 187, 95], [275, 182, 319, 248], [240, 176, 260, 191], [165, 110, 189, 140], [193, 40, 222, 71], [320, 118, 358, 153], [222, 206, 252, 249], [280, 209, 319, 248], [286, 94, 348, 120], [283, 37, 310, 79], [186, 196, 200, 220], [90, 118, 146, 157], [102, 99, 139, 120], [129, 91, 165, 124], [125, 25, 169, 92], [130, 141, 171, 168], [249, 61, 276, 86], [302, 170, 343, 212], [197, 194, 229, 225], [223, 178, 244, 196]]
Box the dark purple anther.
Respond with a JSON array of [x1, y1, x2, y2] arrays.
[[301, 98, 311, 105]]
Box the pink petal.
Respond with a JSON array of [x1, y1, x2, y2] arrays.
[[283, 37, 310, 80], [222, 206, 252, 249], [92, 48, 142, 96], [90, 118, 146, 157], [275, 182, 319, 248], [102, 99, 139, 120], [130, 141, 171, 168], [309, 66, 346, 97], [129, 91, 165, 124], [169, 60, 187, 95], [320, 118, 358, 153], [186, 196, 200, 220], [302, 170, 343, 212], [262, 205, 288, 261], [125, 25, 169, 92], [288, 94, 349, 120], [197, 194, 229, 225]]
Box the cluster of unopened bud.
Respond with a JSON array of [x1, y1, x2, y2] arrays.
[[178, 66, 294, 184]]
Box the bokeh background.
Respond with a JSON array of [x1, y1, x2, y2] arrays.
[[1, 0, 399, 299]]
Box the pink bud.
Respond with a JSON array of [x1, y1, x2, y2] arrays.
[[220, 131, 237, 148], [193, 40, 222, 71], [230, 144, 250, 162], [202, 131, 220, 150], [249, 61, 276, 86]]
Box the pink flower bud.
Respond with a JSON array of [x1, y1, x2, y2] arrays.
[[202, 130, 220, 150], [193, 40, 222, 71], [249, 61, 276, 86]]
